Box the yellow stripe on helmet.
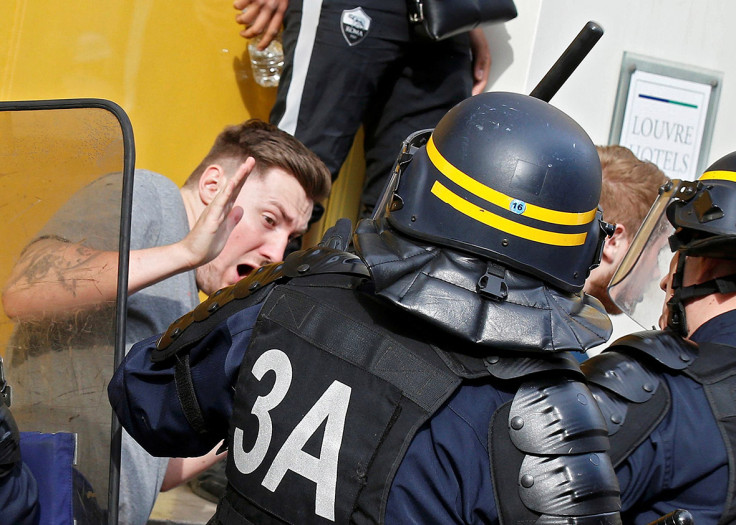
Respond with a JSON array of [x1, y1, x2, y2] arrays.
[[700, 170, 736, 183], [430, 181, 588, 247], [426, 136, 597, 227]]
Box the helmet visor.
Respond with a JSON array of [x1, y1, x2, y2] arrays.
[[607, 181, 680, 329], [372, 128, 433, 221]]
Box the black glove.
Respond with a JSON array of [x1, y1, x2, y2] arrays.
[[0, 403, 21, 478], [318, 218, 353, 252]]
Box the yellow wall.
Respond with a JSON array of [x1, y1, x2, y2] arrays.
[[2, 1, 273, 181], [1, 0, 364, 248], [1, 1, 364, 348]]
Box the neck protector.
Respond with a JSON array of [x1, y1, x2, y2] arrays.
[[354, 218, 612, 354]]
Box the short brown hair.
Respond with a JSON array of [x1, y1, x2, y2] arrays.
[[597, 145, 669, 237], [185, 119, 331, 202]]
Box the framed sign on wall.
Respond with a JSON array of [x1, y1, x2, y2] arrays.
[[609, 52, 722, 181]]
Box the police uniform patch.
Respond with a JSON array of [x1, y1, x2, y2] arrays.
[[340, 7, 371, 46]]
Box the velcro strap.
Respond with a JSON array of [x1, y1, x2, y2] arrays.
[[490, 401, 536, 525], [680, 273, 736, 301], [608, 382, 670, 468], [174, 354, 207, 435]]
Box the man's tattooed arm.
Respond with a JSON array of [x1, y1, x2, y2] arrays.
[[2, 236, 120, 320]]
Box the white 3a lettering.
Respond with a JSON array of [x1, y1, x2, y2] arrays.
[[233, 349, 352, 522], [233, 349, 292, 474]]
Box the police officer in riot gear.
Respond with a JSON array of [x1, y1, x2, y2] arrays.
[[0, 357, 40, 524], [585, 151, 736, 523], [109, 91, 622, 523]]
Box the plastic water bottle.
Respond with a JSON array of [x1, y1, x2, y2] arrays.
[[248, 35, 284, 87]]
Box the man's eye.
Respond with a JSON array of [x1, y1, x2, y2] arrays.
[[264, 215, 276, 226]]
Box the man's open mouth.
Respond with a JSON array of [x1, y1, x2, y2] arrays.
[[237, 264, 254, 278]]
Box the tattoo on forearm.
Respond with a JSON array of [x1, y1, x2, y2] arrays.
[[19, 238, 105, 295]]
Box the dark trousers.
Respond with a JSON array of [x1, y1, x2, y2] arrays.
[[271, 0, 473, 217]]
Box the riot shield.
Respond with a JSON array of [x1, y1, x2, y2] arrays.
[[0, 99, 133, 524]]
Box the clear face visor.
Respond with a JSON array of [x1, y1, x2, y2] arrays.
[[607, 181, 681, 330], [372, 128, 433, 221]]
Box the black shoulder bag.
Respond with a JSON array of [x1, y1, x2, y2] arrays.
[[408, 0, 518, 40]]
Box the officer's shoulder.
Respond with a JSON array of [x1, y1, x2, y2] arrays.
[[604, 329, 698, 371], [580, 330, 687, 445], [152, 246, 369, 362], [580, 329, 696, 409], [280, 245, 370, 281]]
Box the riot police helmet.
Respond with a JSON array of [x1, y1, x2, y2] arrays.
[[377, 91, 610, 293], [666, 152, 736, 333], [667, 152, 736, 258]]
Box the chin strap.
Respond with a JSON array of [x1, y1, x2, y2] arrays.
[[666, 254, 689, 336], [679, 273, 736, 300], [667, 253, 736, 336]]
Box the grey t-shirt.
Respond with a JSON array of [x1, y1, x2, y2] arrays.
[[120, 170, 199, 524], [126, 170, 199, 342], [9, 169, 199, 524], [33, 168, 199, 338]]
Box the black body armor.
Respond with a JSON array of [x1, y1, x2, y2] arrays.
[[583, 329, 736, 524], [157, 239, 621, 524]]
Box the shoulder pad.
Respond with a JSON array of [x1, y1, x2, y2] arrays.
[[584, 347, 674, 448], [606, 329, 698, 371], [509, 377, 609, 455], [280, 245, 370, 279], [520, 453, 621, 520], [483, 351, 584, 381], [588, 384, 628, 436], [581, 351, 660, 403], [582, 350, 672, 444], [152, 246, 369, 362], [152, 260, 287, 361], [491, 400, 621, 524]]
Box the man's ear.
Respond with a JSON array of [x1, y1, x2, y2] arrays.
[[198, 165, 225, 206], [602, 223, 630, 266]]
